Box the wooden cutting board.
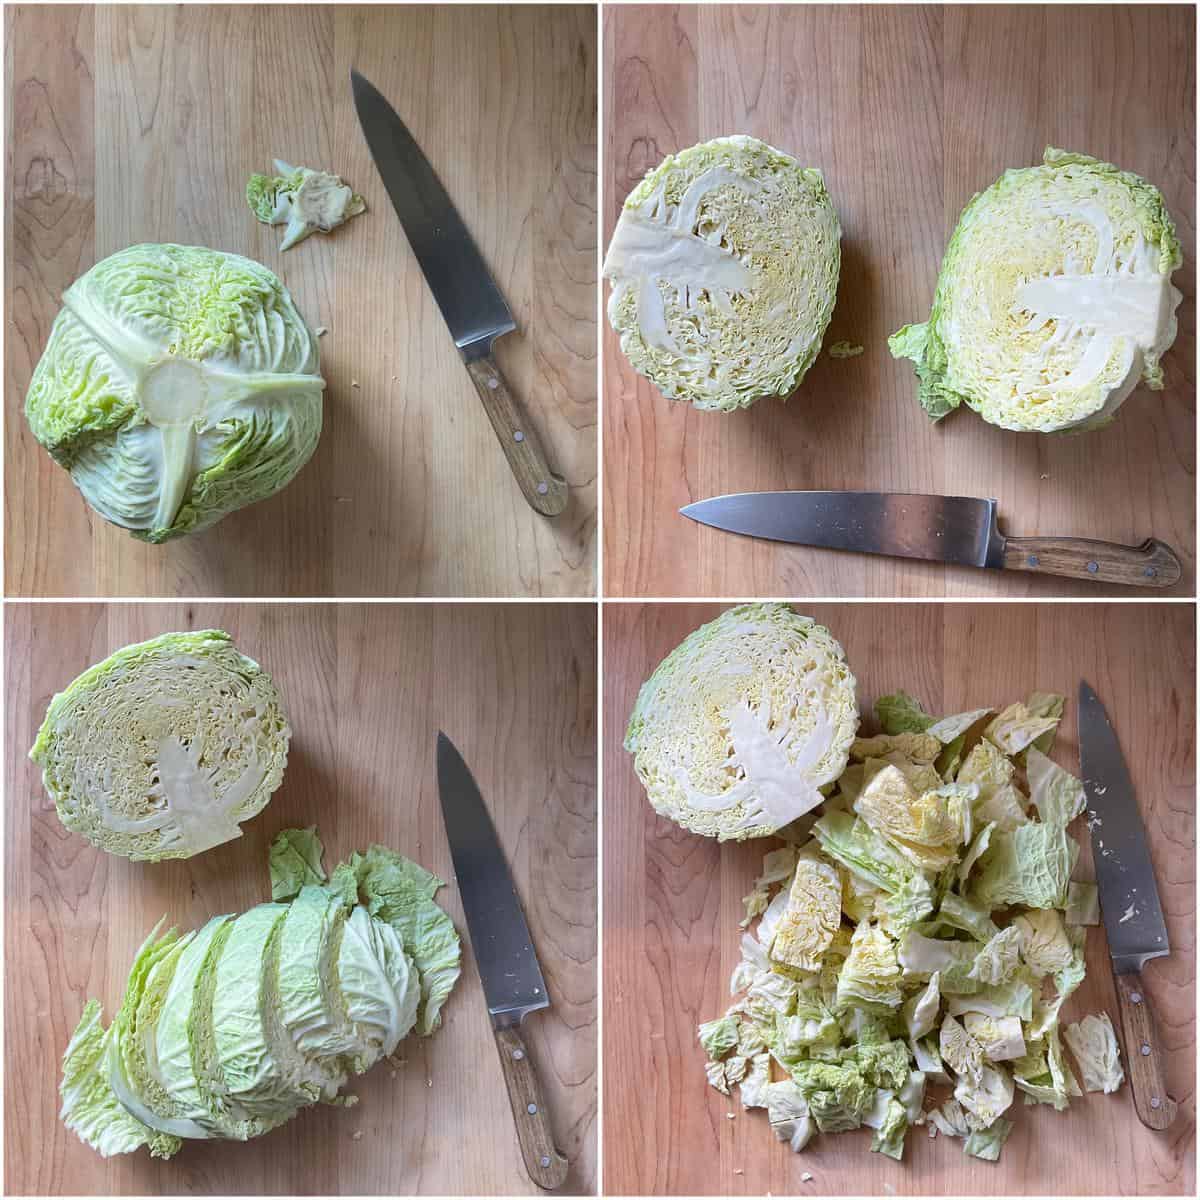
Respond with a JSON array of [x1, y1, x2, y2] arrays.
[[5, 603, 597, 1195], [6, 4, 597, 598], [603, 602, 1195, 1195], [603, 4, 1196, 598]]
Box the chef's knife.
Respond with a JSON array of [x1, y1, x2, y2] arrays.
[[1078, 682, 1177, 1130], [436, 733, 569, 1188], [680, 491, 1180, 588], [351, 70, 567, 517]]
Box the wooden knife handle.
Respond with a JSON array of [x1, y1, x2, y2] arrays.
[[465, 354, 568, 517], [493, 1023, 569, 1190], [1113, 972, 1178, 1130], [1002, 536, 1181, 588]]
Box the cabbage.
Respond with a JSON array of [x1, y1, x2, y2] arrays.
[[698, 686, 1122, 1163], [60, 829, 460, 1160], [603, 136, 840, 411], [890, 148, 1182, 432], [625, 604, 858, 839], [30, 631, 290, 861], [1064, 1013, 1125, 1094], [26, 243, 324, 542], [247, 159, 366, 251]]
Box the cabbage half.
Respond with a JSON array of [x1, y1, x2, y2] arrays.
[[60, 828, 461, 1160], [890, 148, 1183, 432], [30, 630, 290, 861], [26, 243, 325, 542], [604, 136, 841, 411], [625, 603, 859, 839]]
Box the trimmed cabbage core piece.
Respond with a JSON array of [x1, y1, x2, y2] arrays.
[[625, 603, 859, 839], [30, 630, 290, 861], [247, 159, 366, 252], [604, 135, 841, 411], [60, 829, 461, 1160], [26, 243, 325, 542], [890, 148, 1182, 432]]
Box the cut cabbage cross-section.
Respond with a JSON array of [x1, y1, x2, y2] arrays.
[[625, 604, 859, 840], [604, 136, 841, 411], [890, 148, 1182, 432], [30, 630, 290, 861]]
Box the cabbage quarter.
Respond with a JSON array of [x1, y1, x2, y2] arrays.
[[625, 603, 859, 840], [26, 243, 325, 542], [604, 136, 841, 411], [891, 148, 1183, 433], [31, 630, 290, 861]]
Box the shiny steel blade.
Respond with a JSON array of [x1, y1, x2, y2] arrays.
[[437, 733, 549, 1025], [680, 491, 1006, 568], [351, 70, 515, 359], [1078, 682, 1171, 973]]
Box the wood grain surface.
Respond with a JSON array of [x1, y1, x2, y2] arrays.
[[6, 4, 597, 598], [603, 602, 1195, 1195], [5, 603, 597, 1195], [603, 5, 1196, 598]]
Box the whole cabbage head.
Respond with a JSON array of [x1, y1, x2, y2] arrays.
[[624, 603, 859, 840], [603, 136, 841, 411], [30, 630, 290, 860], [26, 243, 325, 542], [890, 148, 1183, 432]]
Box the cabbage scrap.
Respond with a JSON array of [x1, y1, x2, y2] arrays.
[[604, 136, 841, 411], [60, 828, 460, 1160], [699, 687, 1123, 1163], [31, 631, 290, 861], [247, 160, 366, 251], [890, 148, 1182, 433]]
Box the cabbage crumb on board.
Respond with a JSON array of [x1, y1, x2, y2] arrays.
[[30, 631, 290, 861], [889, 147, 1183, 433], [603, 136, 841, 411], [247, 159, 366, 251], [60, 828, 461, 1160], [625, 604, 859, 840], [699, 682, 1125, 1163], [25, 243, 325, 542]]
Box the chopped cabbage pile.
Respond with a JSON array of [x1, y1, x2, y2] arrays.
[[699, 687, 1124, 1162], [625, 604, 859, 840], [604, 136, 841, 411], [31, 631, 291, 861], [60, 828, 461, 1160], [890, 148, 1182, 432], [247, 159, 366, 251], [25, 244, 325, 542]]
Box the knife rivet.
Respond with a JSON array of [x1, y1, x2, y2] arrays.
[[540, 1156, 551, 1168], [537, 482, 549, 495], [514, 430, 525, 442], [1087, 560, 1099, 573], [1141, 1043, 1151, 1056], [1151, 1096, 1162, 1109], [1131, 991, 1143, 1004], [1027, 554, 1039, 566], [1145, 566, 1157, 578], [527, 1103, 538, 1115], [487, 377, 499, 390], [512, 1048, 525, 1060]]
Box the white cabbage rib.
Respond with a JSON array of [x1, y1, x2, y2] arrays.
[[604, 135, 841, 411], [30, 630, 290, 861], [625, 603, 859, 840]]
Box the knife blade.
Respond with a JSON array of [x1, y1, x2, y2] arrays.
[[436, 732, 568, 1188], [351, 70, 567, 517], [1078, 682, 1177, 1130], [680, 491, 1180, 588]]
